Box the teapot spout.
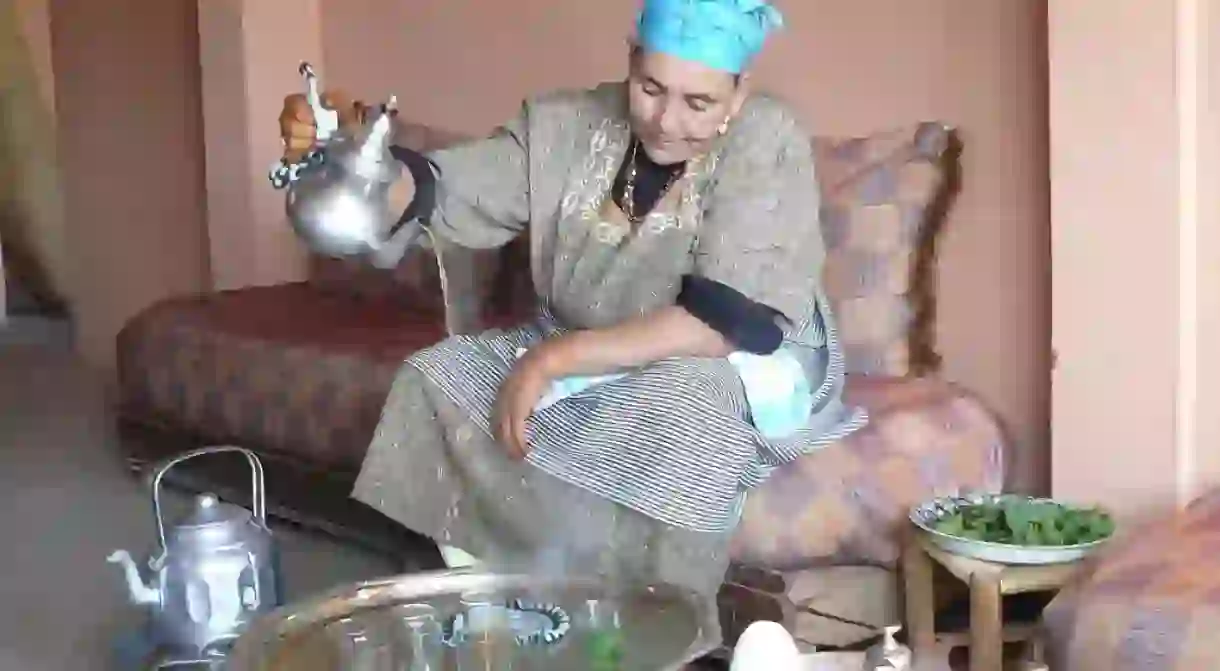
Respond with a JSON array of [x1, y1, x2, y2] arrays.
[[107, 549, 161, 606]]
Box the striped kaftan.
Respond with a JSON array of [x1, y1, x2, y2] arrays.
[[352, 82, 866, 655]]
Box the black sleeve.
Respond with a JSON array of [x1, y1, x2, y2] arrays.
[[388, 145, 441, 233], [677, 275, 784, 355]]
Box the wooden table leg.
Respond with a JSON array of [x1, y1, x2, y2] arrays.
[[902, 534, 937, 661], [969, 572, 1003, 671]]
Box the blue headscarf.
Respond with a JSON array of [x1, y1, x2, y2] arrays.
[[636, 0, 784, 74]]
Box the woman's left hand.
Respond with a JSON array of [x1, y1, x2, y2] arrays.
[[492, 345, 562, 460]]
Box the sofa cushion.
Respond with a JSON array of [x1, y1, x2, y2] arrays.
[[730, 375, 1005, 569], [813, 123, 956, 377], [116, 283, 445, 469], [1042, 493, 1220, 670]]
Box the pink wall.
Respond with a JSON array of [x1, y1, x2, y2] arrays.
[[41, 0, 1051, 494], [34, 0, 1220, 516], [1050, 0, 1220, 517], [41, 0, 209, 371], [197, 0, 320, 291], [317, 0, 1052, 492]]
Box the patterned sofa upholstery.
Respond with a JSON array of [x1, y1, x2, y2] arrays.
[[115, 118, 1007, 651], [1040, 492, 1220, 670]]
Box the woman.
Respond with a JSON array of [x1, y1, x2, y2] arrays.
[[280, 0, 865, 652]]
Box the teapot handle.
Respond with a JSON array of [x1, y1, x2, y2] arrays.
[[149, 446, 268, 553]]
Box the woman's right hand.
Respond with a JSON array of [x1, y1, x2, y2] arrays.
[[278, 89, 364, 163], [278, 87, 417, 225]]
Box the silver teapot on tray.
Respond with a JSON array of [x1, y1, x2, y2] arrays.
[[107, 446, 279, 663], [271, 62, 428, 266]]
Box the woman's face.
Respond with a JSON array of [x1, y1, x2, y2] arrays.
[[627, 48, 747, 165]]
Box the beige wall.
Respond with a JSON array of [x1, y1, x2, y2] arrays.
[[1050, 0, 1220, 518], [4, 0, 68, 313], [14, 0, 53, 114]]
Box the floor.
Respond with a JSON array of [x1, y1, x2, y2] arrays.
[[0, 335, 739, 671], [0, 335, 399, 670]]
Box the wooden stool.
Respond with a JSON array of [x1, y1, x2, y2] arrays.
[[902, 528, 1079, 671]]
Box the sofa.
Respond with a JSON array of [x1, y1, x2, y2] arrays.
[[1040, 491, 1220, 669], [115, 117, 1008, 651]]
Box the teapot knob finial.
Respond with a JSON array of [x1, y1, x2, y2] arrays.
[[297, 61, 339, 144]]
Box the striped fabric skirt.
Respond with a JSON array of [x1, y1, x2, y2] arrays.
[[352, 317, 863, 652]]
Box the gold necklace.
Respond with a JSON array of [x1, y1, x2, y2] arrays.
[[621, 140, 685, 224]]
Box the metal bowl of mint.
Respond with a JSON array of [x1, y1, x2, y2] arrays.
[[910, 493, 1117, 565]]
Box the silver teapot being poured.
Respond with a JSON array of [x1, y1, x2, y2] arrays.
[[270, 62, 430, 265]]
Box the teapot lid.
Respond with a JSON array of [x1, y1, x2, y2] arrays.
[[174, 493, 251, 534]]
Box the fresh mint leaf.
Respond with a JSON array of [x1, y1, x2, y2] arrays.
[[930, 499, 1114, 547]]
